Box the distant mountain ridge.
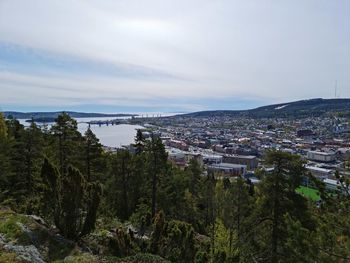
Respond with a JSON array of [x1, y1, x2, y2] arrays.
[[3, 111, 137, 120], [180, 98, 350, 118]]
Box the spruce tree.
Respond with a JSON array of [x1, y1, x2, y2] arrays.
[[146, 134, 168, 218], [84, 127, 103, 182], [40, 158, 102, 240], [51, 112, 84, 175], [0, 112, 7, 138]]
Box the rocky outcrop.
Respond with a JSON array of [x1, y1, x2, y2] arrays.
[[0, 234, 45, 263]]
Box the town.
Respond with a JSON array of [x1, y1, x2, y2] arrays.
[[121, 114, 350, 196]]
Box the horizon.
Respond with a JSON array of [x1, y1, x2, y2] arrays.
[[2, 97, 350, 114], [1, 1, 350, 112]]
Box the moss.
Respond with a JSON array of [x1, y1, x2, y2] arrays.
[[0, 247, 21, 263], [0, 211, 31, 244], [112, 253, 171, 263], [0, 209, 76, 262], [52, 253, 99, 263]]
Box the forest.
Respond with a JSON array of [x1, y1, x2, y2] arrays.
[[0, 112, 349, 263]]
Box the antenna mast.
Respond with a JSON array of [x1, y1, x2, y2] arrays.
[[334, 80, 337, 98]]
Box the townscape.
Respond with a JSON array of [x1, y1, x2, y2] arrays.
[[1, 103, 350, 262], [144, 114, 350, 193], [1, 1, 350, 262]]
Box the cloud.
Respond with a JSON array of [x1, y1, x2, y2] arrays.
[[0, 0, 349, 111]]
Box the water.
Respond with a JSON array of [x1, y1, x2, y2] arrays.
[[78, 122, 144, 147], [18, 117, 143, 147], [17, 112, 183, 147]]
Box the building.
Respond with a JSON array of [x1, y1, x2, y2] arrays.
[[203, 154, 223, 164], [323, 178, 340, 191], [297, 129, 315, 138], [306, 166, 334, 179], [185, 152, 204, 167], [167, 149, 186, 167], [307, 151, 336, 163], [167, 139, 189, 151], [222, 154, 258, 170], [208, 163, 247, 176]]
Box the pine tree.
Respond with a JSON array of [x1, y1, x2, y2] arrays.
[[250, 151, 315, 262], [218, 177, 254, 261]]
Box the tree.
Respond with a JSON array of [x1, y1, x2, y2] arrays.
[[250, 151, 316, 262], [0, 112, 7, 138], [84, 127, 104, 182], [201, 173, 216, 261], [106, 149, 133, 221], [3, 119, 28, 206], [313, 170, 350, 262], [187, 159, 202, 197], [51, 112, 83, 175], [217, 177, 254, 261], [22, 120, 44, 197], [40, 158, 102, 240], [0, 114, 13, 204], [134, 129, 145, 154], [150, 211, 197, 263], [145, 134, 168, 218]]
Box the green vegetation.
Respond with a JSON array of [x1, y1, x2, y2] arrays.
[[0, 247, 22, 263], [296, 186, 321, 201], [0, 112, 349, 262], [0, 210, 31, 244]]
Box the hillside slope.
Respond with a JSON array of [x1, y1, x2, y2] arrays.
[[0, 208, 169, 263], [3, 111, 136, 120], [181, 98, 350, 118]]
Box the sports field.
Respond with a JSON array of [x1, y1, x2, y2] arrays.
[[296, 186, 321, 201]]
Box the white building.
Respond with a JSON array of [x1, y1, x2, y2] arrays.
[[307, 151, 336, 163], [306, 166, 333, 179], [208, 163, 247, 176]]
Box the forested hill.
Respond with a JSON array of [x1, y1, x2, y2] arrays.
[[0, 112, 349, 262], [181, 98, 350, 118], [3, 111, 136, 119]]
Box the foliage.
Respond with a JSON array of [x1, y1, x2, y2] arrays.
[[40, 158, 102, 240], [150, 211, 197, 263], [0, 112, 349, 262]]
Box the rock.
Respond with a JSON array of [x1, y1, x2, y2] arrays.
[[26, 215, 47, 227], [4, 244, 46, 263], [1, 238, 46, 263]]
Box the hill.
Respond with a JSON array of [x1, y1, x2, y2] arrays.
[[2, 111, 137, 120], [181, 98, 350, 118]]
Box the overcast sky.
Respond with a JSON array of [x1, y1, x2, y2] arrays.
[[0, 0, 349, 112]]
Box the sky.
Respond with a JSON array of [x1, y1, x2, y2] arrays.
[[0, 0, 349, 113]]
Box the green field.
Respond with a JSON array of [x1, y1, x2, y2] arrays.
[[296, 186, 321, 201]]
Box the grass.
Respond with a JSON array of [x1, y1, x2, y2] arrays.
[[53, 253, 99, 263], [0, 210, 31, 244], [0, 247, 22, 263], [296, 186, 321, 201], [112, 253, 171, 263]]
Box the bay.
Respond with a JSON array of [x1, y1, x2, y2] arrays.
[[18, 117, 143, 147]]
